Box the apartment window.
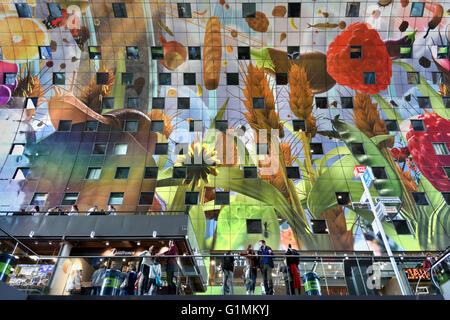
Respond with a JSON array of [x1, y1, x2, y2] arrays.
[[336, 192, 351, 205], [97, 72, 109, 85], [39, 46, 52, 60], [444, 97, 450, 109], [151, 47, 164, 60], [417, 96, 430, 109], [442, 193, 450, 205], [363, 72, 376, 85], [144, 167, 158, 179], [153, 98, 165, 109], [178, 97, 190, 109], [189, 120, 202, 132], [276, 73, 288, 85], [85, 121, 98, 132], [3, 73, 16, 86], [392, 220, 412, 235], [89, 46, 102, 60], [173, 167, 187, 179], [288, 46, 300, 60], [139, 192, 155, 206], [188, 46, 201, 60], [215, 120, 228, 133], [12, 167, 30, 180], [350, 142, 365, 155], [286, 167, 301, 179], [341, 97, 354, 109], [246, 219, 262, 234], [61, 193, 79, 206], [183, 73, 196, 85], [24, 97, 39, 110], [122, 73, 133, 85], [57, 120, 72, 132], [256, 143, 269, 155], [315, 97, 328, 109], [101, 97, 114, 109], [47, 3, 63, 17], [151, 120, 164, 132], [411, 119, 426, 132], [242, 3, 256, 18], [293, 120, 306, 132], [433, 143, 449, 155], [372, 167, 388, 179], [407, 72, 420, 85], [86, 167, 102, 180], [127, 98, 138, 109], [437, 46, 449, 59], [410, 2, 424, 17], [177, 3, 192, 18], [226, 73, 239, 85], [287, 3, 301, 17], [30, 193, 48, 206], [108, 192, 124, 205], [244, 166, 258, 179], [114, 167, 130, 179], [10, 144, 25, 155], [311, 219, 328, 234], [185, 192, 199, 205], [175, 143, 189, 155], [310, 143, 324, 155], [215, 191, 230, 205], [155, 143, 168, 155], [238, 47, 251, 60], [159, 73, 171, 85], [92, 143, 107, 155], [253, 97, 265, 109], [346, 2, 360, 17], [432, 72, 444, 85], [126, 46, 139, 60], [384, 120, 399, 131], [400, 46, 412, 59], [113, 143, 128, 155], [112, 3, 127, 18], [412, 192, 430, 206], [15, 3, 32, 17], [444, 167, 450, 179], [350, 46, 362, 59], [122, 121, 137, 133]]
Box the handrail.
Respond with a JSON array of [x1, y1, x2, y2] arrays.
[[0, 225, 39, 257], [0, 210, 185, 216]]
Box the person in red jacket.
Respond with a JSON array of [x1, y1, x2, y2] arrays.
[[423, 252, 435, 277]]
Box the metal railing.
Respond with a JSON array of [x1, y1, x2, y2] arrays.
[[0, 210, 186, 216]]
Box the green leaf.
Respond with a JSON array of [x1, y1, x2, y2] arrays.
[[189, 205, 206, 250], [370, 134, 396, 146], [371, 93, 402, 120], [250, 47, 275, 72], [203, 98, 229, 145], [316, 146, 351, 177], [103, 55, 126, 112]]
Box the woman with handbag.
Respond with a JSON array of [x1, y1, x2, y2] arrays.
[[148, 259, 162, 296]]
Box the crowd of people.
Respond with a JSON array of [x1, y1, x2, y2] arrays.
[[13, 205, 117, 216]]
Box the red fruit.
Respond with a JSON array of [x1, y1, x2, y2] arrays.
[[406, 113, 450, 192], [326, 22, 392, 94]]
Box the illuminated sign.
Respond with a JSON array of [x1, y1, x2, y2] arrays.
[[403, 268, 430, 281]]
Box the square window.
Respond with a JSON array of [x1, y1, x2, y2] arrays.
[[97, 72, 109, 85], [315, 97, 328, 109], [112, 3, 127, 18], [444, 167, 450, 179], [47, 3, 62, 17], [238, 47, 251, 60], [15, 3, 32, 18], [384, 120, 399, 131], [287, 3, 301, 17], [311, 219, 328, 234], [346, 2, 360, 17], [185, 192, 199, 205], [444, 97, 450, 109], [88, 46, 102, 60], [392, 220, 412, 235], [152, 97, 165, 109], [10, 144, 25, 155], [276, 73, 288, 85], [183, 73, 196, 85], [400, 46, 412, 59], [39, 46, 52, 60], [442, 192, 450, 205], [126, 46, 139, 60], [411, 119, 426, 131], [108, 192, 124, 206], [437, 46, 449, 59], [215, 191, 230, 205], [350, 142, 365, 155], [175, 143, 189, 155], [85, 120, 98, 132], [151, 47, 164, 60], [178, 97, 190, 109], [226, 73, 239, 85], [3, 73, 16, 85], [372, 167, 388, 179], [417, 96, 430, 109], [350, 46, 362, 59], [287, 46, 300, 60], [256, 143, 269, 155], [155, 143, 168, 155], [144, 167, 158, 179], [177, 3, 192, 18], [58, 120, 72, 132], [293, 120, 306, 132], [188, 46, 201, 60], [242, 3, 256, 18], [363, 72, 376, 85], [123, 120, 138, 132], [13, 167, 30, 180], [173, 167, 187, 179], [341, 97, 354, 109], [286, 167, 301, 179], [246, 219, 262, 234], [101, 97, 114, 109], [432, 143, 449, 155], [244, 166, 258, 179], [253, 97, 265, 109], [92, 143, 107, 155], [86, 167, 102, 180], [336, 192, 352, 205], [151, 120, 164, 132], [410, 2, 424, 17], [61, 193, 79, 206], [412, 192, 430, 206], [122, 72, 134, 85], [30, 193, 48, 206], [24, 97, 38, 110], [310, 143, 324, 155], [127, 98, 138, 109], [189, 120, 202, 132], [159, 73, 171, 85], [215, 120, 228, 133], [113, 143, 128, 155], [114, 167, 130, 179], [432, 72, 444, 85], [407, 72, 420, 84], [139, 192, 155, 205]]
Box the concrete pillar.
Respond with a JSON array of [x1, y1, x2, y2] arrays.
[[48, 243, 72, 295]]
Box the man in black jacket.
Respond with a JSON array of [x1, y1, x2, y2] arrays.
[[222, 251, 235, 295], [257, 240, 274, 295]]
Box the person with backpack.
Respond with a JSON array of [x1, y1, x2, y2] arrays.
[[148, 258, 162, 295], [257, 240, 274, 295], [240, 245, 258, 295], [222, 251, 235, 295], [285, 243, 301, 295]]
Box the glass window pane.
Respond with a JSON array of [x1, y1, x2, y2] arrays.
[[61, 193, 79, 205], [108, 192, 124, 205], [93, 143, 107, 155], [86, 167, 102, 180], [31, 193, 48, 206], [114, 143, 128, 155], [139, 192, 155, 205]]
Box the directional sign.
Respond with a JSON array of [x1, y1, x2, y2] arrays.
[[362, 167, 375, 188], [376, 197, 402, 205], [384, 206, 398, 214], [352, 202, 371, 210], [354, 165, 367, 178], [375, 202, 387, 221]]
